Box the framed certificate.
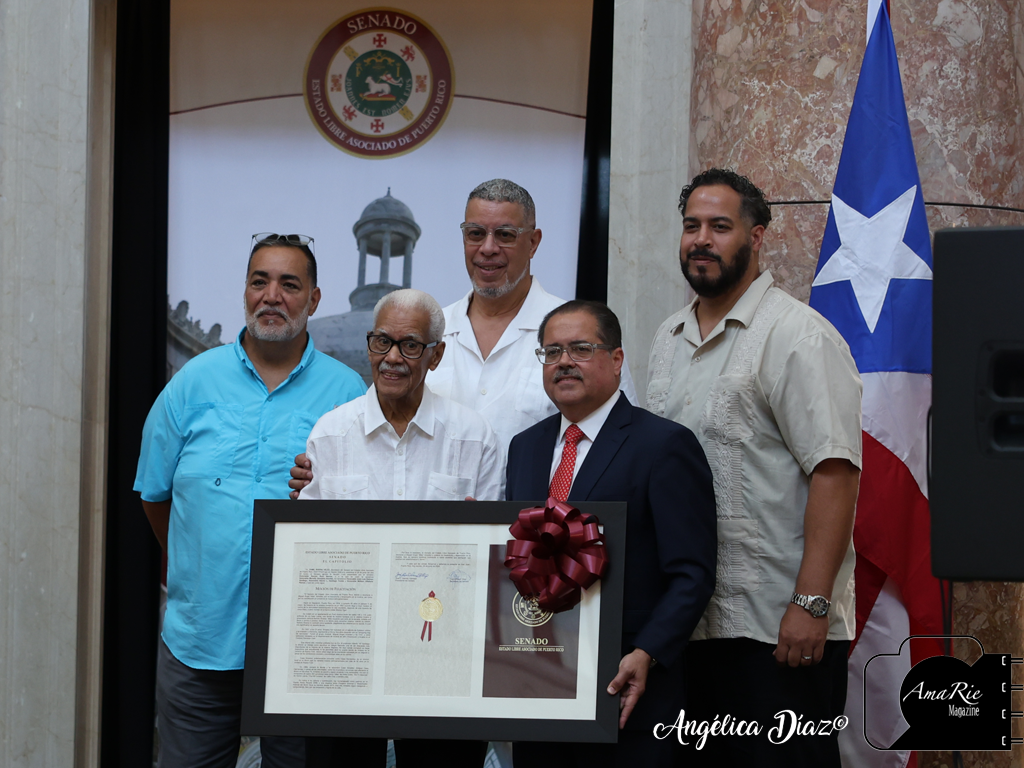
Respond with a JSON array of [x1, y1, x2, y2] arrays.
[[241, 500, 627, 742]]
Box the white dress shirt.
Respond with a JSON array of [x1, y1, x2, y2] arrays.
[[547, 391, 622, 491], [300, 384, 505, 502], [427, 277, 638, 453]]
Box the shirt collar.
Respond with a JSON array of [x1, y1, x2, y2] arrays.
[[363, 383, 438, 438], [513, 277, 553, 330], [676, 270, 776, 345], [724, 269, 775, 327], [233, 327, 317, 384], [557, 390, 621, 444]]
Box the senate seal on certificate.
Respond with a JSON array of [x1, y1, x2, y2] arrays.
[[304, 8, 454, 158], [419, 590, 442, 641], [512, 592, 552, 628]]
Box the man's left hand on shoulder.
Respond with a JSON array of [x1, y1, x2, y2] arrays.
[[774, 603, 829, 667]]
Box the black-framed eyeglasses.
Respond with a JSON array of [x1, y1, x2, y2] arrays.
[[535, 342, 618, 365], [251, 232, 315, 254], [367, 333, 439, 360], [460, 223, 534, 247]]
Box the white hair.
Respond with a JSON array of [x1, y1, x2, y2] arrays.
[[372, 289, 445, 342]]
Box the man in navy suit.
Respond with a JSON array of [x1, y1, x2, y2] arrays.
[[506, 300, 716, 768]]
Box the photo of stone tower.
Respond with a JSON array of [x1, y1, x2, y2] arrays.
[[308, 189, 421, 384]]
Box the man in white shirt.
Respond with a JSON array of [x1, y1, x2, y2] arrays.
[[299, 288, 503, 768], [426, 178, 637, 451]]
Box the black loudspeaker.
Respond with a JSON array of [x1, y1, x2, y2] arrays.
[[932, 226, 1024, 580]]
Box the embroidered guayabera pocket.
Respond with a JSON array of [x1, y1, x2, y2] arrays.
[[701, 374, 756, 443]]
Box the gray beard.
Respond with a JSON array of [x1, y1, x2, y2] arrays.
[[472, 267, 527, 299], [244, 302, 309, 342]]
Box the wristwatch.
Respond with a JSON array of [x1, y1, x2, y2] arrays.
[[791, 592, 831, 618]]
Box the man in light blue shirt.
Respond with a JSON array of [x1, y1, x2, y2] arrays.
[[135, 234, 365, 768]]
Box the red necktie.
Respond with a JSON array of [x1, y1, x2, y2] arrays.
[[549, 424, 585, 502]]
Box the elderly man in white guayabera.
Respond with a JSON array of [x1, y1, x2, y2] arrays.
[[299, 288, 503, 768]]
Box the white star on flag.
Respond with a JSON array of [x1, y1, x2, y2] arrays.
[[812, 186, 933, 332]]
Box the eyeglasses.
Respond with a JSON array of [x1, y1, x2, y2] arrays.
[[367, 333, 440, 360], [535, 342, 618, 365], [460, 223, 534, 247], [251, 233, 315, 254]]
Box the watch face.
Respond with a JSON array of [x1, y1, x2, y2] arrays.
[[808, 596, 829, 617]]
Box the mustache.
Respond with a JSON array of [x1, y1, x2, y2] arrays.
[[685, 248, 722, 264], [378, 360, 411, 375], [255, 306, 289, 320], [553, 368, 583, 383]]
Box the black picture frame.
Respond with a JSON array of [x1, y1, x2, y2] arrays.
[[241, 499, 626, 743]]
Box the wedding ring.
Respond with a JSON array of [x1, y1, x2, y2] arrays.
[[802, 655, 812, 660]]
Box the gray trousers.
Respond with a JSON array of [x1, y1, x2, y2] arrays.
[[157, 639, 305, 768]]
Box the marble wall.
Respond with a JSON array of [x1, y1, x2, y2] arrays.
[[0, 0, 114, 766], [610, 0, 1024, 765]]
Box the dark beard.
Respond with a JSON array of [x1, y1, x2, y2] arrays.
[[680, 242, 752, 298]]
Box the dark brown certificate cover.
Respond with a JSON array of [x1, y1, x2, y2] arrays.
[[481, 544, 580, 698]]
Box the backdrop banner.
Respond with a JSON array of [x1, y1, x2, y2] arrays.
[[167, 0, 592, 378]]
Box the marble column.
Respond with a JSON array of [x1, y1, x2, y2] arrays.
[[608, 0, 696, 395], [688, 0, 1024, 766], [0, 0, 114, 767]]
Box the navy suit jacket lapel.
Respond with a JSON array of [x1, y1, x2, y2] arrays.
[[570, 392, 632, 501], [525, 416, 561, 499]]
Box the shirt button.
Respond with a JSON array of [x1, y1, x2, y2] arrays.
[[261, 436, 268, 442], [480, 388, 487, 395], [694, 355, 701, 362], [397, 447, 404, 456], [256, 477, 263, 483], [686, 398, 692, 405], [397, 489, 404, 496], [268, 396, 274, 402]]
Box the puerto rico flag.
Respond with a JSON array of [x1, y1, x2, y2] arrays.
[[809, 4, 944, 767]]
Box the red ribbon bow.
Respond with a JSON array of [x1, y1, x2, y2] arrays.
[[503, 498, 609, 613]]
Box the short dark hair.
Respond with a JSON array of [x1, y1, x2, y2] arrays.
[[678, 168, 772, 229], [467, 179, 536, 227], [248, 241, 318, 288], [538, 300, 622, 350]]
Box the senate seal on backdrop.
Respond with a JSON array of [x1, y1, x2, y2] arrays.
[[304, 8, 454, 159]]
